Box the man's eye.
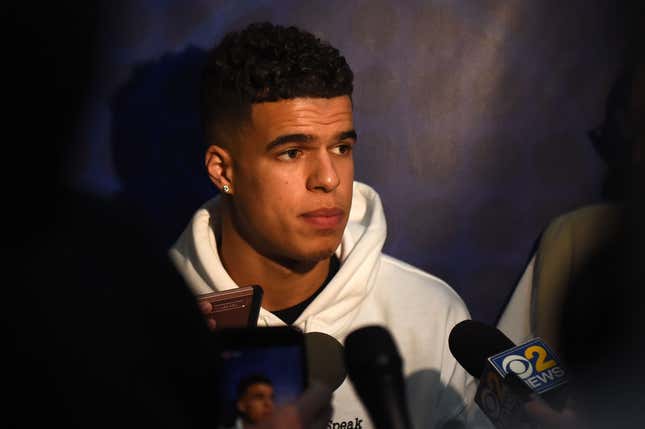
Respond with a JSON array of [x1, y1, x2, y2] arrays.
[[332, 144, 352, 155], [278, 149, 302, 160]]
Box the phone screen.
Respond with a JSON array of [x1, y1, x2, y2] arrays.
[[212, 327, 307, 427]]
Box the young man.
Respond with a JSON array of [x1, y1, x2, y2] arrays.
[[171, 22, 488, 428], [234, 375, 275, 428]]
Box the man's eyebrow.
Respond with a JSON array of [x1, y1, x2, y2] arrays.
[[265, 129, 357, 151], [266, 133, 313, 151], [338, 130, 358, 142]]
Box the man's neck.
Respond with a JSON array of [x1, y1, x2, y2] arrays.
[[217, 208, 331, 312]]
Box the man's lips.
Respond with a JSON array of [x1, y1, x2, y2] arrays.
[[300, 208, 345, 228]]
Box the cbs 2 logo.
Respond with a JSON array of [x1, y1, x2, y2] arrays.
[[500, 345, 556, 380]]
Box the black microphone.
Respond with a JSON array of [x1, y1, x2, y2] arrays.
[[305, 332, 346, 390], [449, 320, 568, 428], [344, 325, 412, 429], [448, 320, 515, 379]]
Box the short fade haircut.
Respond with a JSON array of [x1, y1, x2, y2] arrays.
[[236, 374, 273, 400], [201, 22, 354, 147]]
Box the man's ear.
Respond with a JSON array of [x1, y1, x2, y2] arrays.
[[236, 399, 247, 415], [205, 144, 234, 194]]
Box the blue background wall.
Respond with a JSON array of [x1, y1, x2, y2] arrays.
[[77, 0, 627, 323]]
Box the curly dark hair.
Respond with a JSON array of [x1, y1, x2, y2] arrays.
[[201, 22, 354, 146], [236, 374, 273, 400]]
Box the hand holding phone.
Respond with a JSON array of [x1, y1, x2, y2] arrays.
[[197, 285, 263, 330]]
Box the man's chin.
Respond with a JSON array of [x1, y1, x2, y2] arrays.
[[304, 248, 337, 263], [274, 247, 337, 272]]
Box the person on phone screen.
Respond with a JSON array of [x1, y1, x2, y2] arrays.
[[234, 375, 275, 428], [170, 22, 491, 428]]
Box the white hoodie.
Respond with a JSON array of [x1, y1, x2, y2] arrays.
[[170, 181, 490, 429]]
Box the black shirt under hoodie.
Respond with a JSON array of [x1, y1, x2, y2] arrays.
[[272, 256, 340, 325]]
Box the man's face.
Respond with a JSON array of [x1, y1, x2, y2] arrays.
[[228, 96, 355, 264], [237, 382, 275, 424]]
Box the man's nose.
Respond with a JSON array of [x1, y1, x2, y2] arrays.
[[306, 151, 340, 192]]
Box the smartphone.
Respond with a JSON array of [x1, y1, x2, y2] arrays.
[[197, 285, 263, 329], [211, 326, 308, 427]]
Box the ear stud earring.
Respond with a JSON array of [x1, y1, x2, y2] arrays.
[[222, 184, 231, 193]]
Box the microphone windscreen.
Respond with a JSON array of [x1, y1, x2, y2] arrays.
[[448, 320, 515, 378], [344, 326, 411, 429], [344, 325, 402, 373], [305, 332, 346, 390]]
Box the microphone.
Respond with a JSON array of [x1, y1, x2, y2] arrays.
[[448, 320, 515, 378], [449, 320, 568, 428], [304, 331, 346, 390], [344, 325, 412, 429]]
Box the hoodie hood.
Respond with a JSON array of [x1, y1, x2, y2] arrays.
[[169, 181, 386, 337]]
